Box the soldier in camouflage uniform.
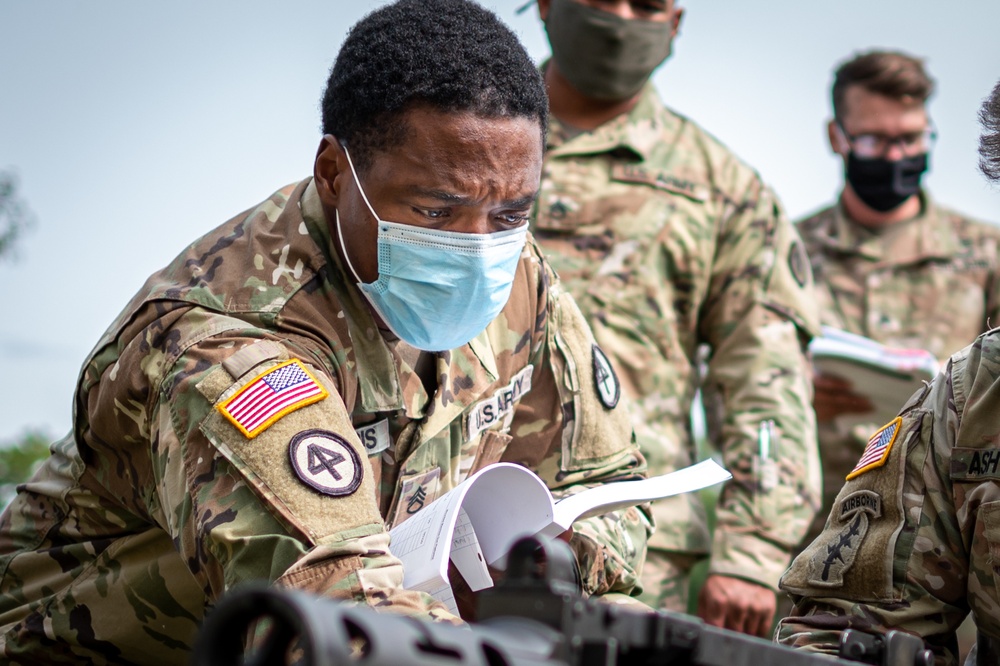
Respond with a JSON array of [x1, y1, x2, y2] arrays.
[[795, 52, 1000, 555], [529, 0, 821, 637], [0, 1, 650, 663], [776, 79, 1000, 666]]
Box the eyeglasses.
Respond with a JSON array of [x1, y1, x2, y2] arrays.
[[837, 123, 937, 159]]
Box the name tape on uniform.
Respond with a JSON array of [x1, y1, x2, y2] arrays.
[[355, 419, 391, 457], [952, 447, 1000, 480], [467, 365, 534, 440]]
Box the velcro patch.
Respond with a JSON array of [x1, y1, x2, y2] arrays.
[[592, 344, 620, 409], [951, 447, 1000, 481], [217, 359, 328, 439], [288, 429, 363, 497], [466, 365, 534, 439], [846, 417, 901, 480], [355, 419, 391, 457]]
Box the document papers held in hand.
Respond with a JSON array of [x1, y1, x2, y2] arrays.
[[387, 459, 731, 614], [809, 326, 939, 429]]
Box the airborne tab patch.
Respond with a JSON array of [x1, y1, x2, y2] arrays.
[[288, 429, 363, 496], [217, 359, 328, 439], [846, 417, 901, 480], [837, 489, 882, 522]]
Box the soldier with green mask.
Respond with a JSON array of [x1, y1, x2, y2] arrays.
[[527, 0, 821, 638]]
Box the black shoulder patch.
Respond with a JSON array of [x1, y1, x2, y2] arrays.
[[592, 344, 621, 409], [788, 239, 810, 288]]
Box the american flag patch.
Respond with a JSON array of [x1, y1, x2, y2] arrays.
[[218, 359, 328, 438], [846, 417, 902, 480]]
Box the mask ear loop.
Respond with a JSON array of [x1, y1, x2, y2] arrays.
[[342, 143, 382, 223], [335, 143, 381, 286], [335, 209, 364, 285]]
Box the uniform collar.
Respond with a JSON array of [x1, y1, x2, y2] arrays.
[[545, 80, 671, 161], [823, 191, 961, 264], [299, 180, 499, 432]]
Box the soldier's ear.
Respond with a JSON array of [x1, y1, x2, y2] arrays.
[[537, 0, 551, 21], [314, 135, 347, 208], [828, 120, 848, 156], [669, 5, 684, 37]]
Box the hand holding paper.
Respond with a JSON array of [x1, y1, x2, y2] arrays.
[[387, 459, 731, 615]]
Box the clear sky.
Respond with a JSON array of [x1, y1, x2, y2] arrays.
[[1, 0, 998, 442]]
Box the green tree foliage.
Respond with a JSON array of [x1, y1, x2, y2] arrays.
[[0, 430, 50, 509], [0, 170, 34, 260]]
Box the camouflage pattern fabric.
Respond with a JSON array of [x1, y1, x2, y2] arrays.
[[530, 82, 822, 604], [637, 548, 700, 611], [777, 330, 1000, 665], [0, 179, 649, 664], [796, 194, 1000, 550]]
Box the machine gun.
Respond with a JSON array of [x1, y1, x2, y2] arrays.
[[192, 537, 934, 666]]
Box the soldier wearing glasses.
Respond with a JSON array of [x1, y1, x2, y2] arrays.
[[777, 80, 1000, 666], [792, 51, 1000, 554]]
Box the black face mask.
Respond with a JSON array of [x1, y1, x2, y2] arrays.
[[845, 152, 929, 212]]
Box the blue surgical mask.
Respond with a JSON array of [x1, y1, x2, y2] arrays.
[[336, 146, 528, 352]]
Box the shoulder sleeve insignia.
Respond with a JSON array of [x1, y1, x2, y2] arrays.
[[217, 359, 328, 439], [846, 417, 902, 480], [806, 490, 883, 587], [288, 429, 363, 496], [788, 239, 810, 288], [592, 344, 621, 409]]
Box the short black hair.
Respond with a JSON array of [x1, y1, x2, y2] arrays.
[[980, 80, 1000, 183], [322, 0, 548, 173]]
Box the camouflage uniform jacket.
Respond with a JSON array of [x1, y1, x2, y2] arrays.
[[0, 179, 648, 665], [777, 330, 1000, 665], [530, 83, 821, 590], [797, 194, 1000, 543]]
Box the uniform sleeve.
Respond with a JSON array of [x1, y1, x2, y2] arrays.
[[137, 316, 454, 620], [699, 176, 823, 590], [984, 229, 1000, 332], [776, 344, 979, 665], [507, 243, 650, 598]]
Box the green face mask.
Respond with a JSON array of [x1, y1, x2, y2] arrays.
[[544, 0, 675, 101]]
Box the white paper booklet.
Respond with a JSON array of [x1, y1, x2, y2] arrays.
[[387, 459, 731, 615], [809, 326, 940, 428]]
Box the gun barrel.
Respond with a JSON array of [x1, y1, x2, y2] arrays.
[[192, 538, 934, 666]]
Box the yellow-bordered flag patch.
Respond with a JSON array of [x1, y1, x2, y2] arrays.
[[846, 417, 902, 480], [218, 359, 327, 438]]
